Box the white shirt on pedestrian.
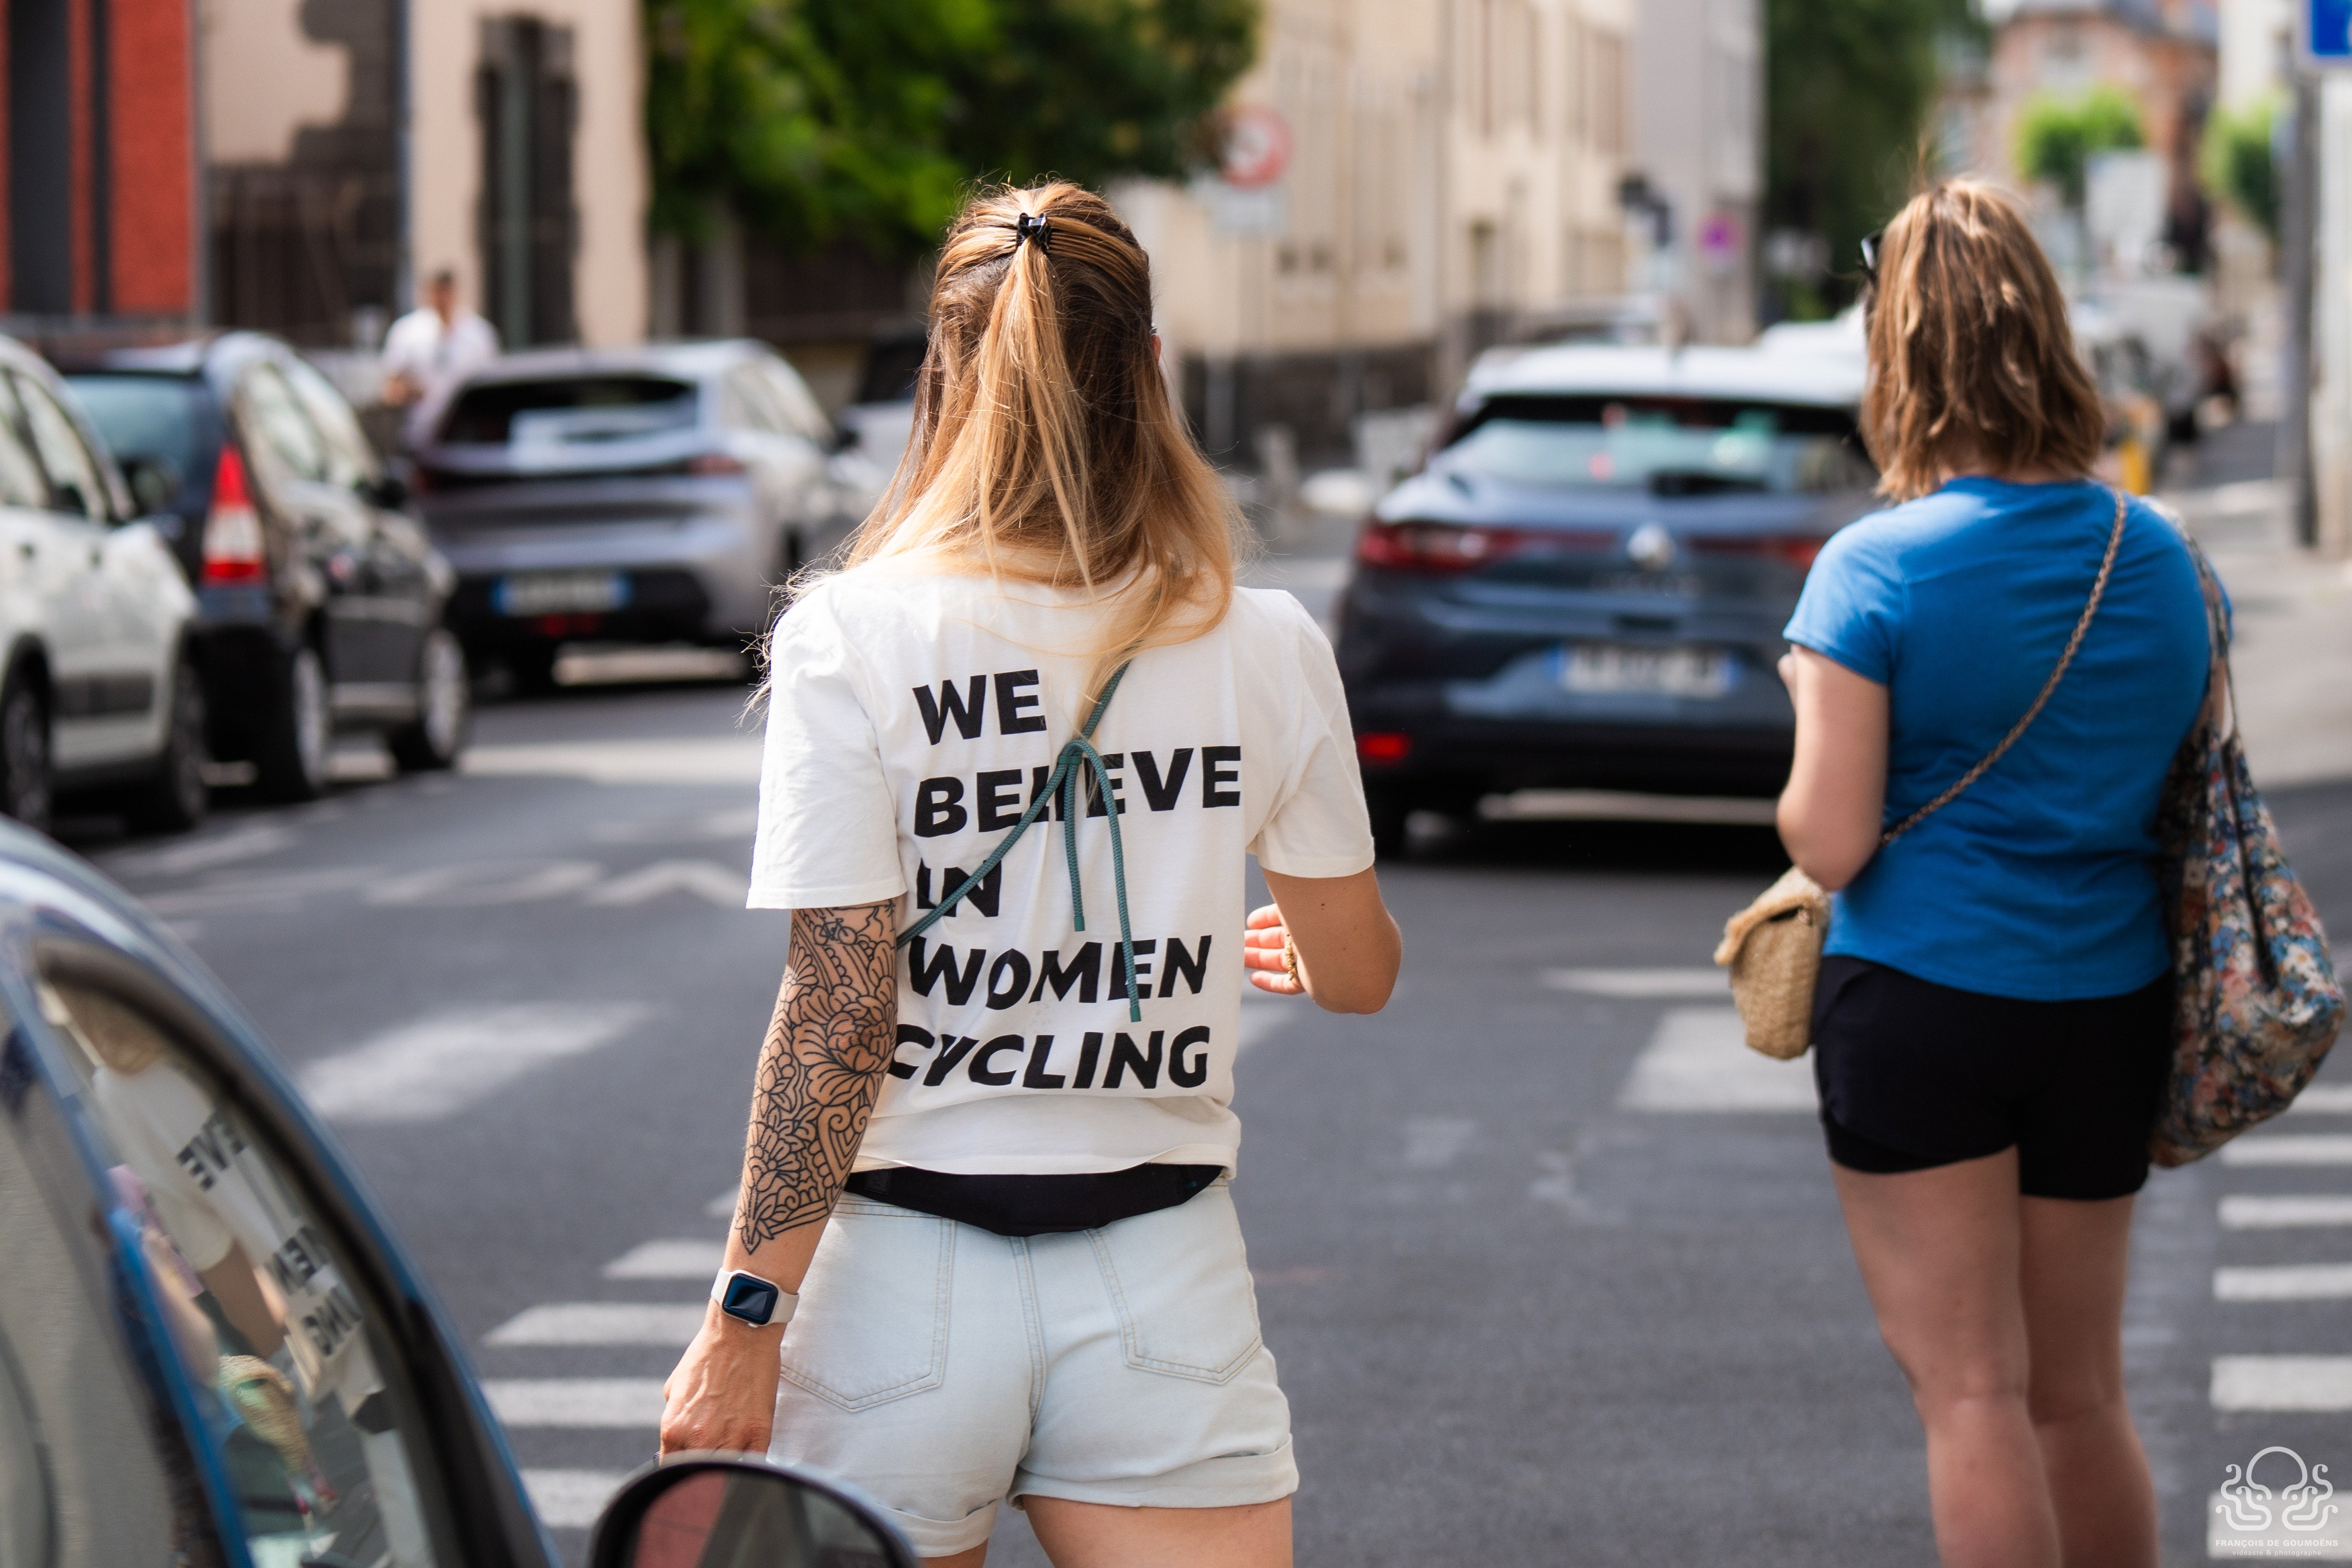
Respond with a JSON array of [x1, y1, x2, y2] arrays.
[[749, 565, 1375, 1178], [381, 306, 499, 448]]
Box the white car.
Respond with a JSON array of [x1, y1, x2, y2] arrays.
[[0, 335, 205, 835]]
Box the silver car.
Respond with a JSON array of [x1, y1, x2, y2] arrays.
[[411, 340, 873, 687]]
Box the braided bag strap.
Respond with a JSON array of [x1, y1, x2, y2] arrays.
[[1879, 485, 2129, 848]]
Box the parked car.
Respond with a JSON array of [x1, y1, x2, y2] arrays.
[[1335, 343, 1876, 848], [410, 340, 875, 688], [0, 334, 210, 836], [0, 819, 920, 1567], [63, 334, 470, 800]]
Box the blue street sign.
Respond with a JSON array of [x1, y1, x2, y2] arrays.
[[2312, 0, 2352, 63]]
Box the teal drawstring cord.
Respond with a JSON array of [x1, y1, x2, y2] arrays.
[[896, 663, 1142, 1022]]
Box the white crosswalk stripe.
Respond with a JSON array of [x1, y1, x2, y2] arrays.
[[1617, 1007, 1817, 1112], [487, 1378, 668, 1427], [2214, 1263, 2352, 1302], [2219, 1194, 2352, 1229], [2219, 1134, 2352, 1165], [2289, 1084, 2352, 1113], [521, 1470, 630, 1530], [2210, 1356, 2352, 1412], [485, 1303, 705, 1346], [602, 1239, 726, 1279]]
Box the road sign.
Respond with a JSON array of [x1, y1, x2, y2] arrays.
[[2307, 0, 2352, 65], [1219, 106, 1293, 190]]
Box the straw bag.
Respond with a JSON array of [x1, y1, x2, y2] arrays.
[[2147, 541, 2343, 1164], [1714, 488, 2129, 1059]]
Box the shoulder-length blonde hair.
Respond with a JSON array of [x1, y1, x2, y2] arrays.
[[843, 181, 1237, 692], [1861, 179, 2105, 501]]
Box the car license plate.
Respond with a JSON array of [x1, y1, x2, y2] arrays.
[[495, 570, 630, 617], [1558, 643, 1736, 698]]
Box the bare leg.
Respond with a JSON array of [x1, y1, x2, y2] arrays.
[[1832, 1149, 2060, 1568], [1023, 1496, 1291, 1568], [2021, 1193, 2157, 1568], [924, 1548, 988, 1568]]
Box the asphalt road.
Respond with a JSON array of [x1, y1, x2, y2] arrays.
[[68, 647, 2352, 1567]]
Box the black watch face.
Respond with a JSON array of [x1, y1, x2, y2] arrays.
[[721, 1274, 780, 1326]]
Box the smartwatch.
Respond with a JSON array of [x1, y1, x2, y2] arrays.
[[711, 1268, 797, 1329]]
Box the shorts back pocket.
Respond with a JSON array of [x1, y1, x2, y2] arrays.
[[779, 1200, 954, 1410], [1088, 1184, 1263, 1384]]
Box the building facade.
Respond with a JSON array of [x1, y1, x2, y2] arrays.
[[1626, 0, 1761, 342], [0, 0, 199, 325], [1125, 0, 1638, 467]]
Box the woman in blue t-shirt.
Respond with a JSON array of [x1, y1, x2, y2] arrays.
[[1777, 180, 2207, 1567]]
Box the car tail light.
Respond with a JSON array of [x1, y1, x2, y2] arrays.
[[687, 451, 746, 476], [201, 446, 267, 585], [1688, 534, 1828, 571], [1357, 732, 1412, 764], [1356, 520, 1528, 574]]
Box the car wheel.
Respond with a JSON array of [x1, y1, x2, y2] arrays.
[[0, 674, 52, 834], [125, 660, 210, 835], [254, 645, 330, 802], [388, 629, 470, 772]]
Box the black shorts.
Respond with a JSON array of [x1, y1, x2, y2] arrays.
[[1810, 954, 2172, 1200]]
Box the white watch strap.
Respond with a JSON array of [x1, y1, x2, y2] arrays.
[[711, 1267, 799, 1327]]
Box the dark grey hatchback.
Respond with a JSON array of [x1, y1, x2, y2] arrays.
[[1336, 344, 1875, 846]]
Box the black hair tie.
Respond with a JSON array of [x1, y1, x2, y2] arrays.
[[1012, 212, 1051, 253]]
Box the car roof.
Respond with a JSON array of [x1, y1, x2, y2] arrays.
[[1464, 343, 1866, 409], [458, 339, 769, 387]]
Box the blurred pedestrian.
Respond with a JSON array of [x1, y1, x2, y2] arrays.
[[657, 181, 1401, 1568], [1775, 180, 2210, 1568], [381, 268, 498, 449]]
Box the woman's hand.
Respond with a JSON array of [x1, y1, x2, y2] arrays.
[[659, 1308, 787, 1457], [1242, 904, 1306, 996]]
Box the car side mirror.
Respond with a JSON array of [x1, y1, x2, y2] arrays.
[[590, 1456, 917, 1568], [121, 454, 179, 516]]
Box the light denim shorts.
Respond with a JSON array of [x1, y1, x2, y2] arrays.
[[768, 1178, 1296, 1556]]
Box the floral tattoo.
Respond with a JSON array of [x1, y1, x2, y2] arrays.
[[736, 901, 898, 1251]]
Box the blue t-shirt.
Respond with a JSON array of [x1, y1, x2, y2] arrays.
[[1783, 477, 2212, 1001]]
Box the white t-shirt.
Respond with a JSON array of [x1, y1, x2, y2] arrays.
[[749, 565, 1375, 1176], [381, 306, 500, 447]]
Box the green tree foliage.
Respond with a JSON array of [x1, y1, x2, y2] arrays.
[[645, 0, 1260, 253], [1764, 0, 1979, 317], [2015, 86, 2146, 209], [2201, 94, 2281, 243]]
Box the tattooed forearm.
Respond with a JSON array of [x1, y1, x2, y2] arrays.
[[736, 901, 898, 1252]]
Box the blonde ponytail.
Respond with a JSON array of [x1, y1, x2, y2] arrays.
[[844, 182, 1239, 696]]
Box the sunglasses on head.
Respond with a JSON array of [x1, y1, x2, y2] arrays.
[[1859, 228, 1885, 284]]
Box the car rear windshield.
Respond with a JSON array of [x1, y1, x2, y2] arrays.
[[1441, 395, 1874, 495], [63, 374, 210, 484], [439, 376, 699, 446]]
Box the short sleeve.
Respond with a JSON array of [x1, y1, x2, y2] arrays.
[[747, 587, 908, 909], [1250, 600, 1377, 879], [1783, 524, 1904, 684]]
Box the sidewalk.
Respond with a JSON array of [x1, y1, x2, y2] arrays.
[[2167, 477, 2352, 791]]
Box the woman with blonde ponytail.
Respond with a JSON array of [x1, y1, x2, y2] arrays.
[[658, 182, 1402, 1567]]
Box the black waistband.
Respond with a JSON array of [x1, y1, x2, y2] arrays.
[[841, 1163, 1222, 1237]]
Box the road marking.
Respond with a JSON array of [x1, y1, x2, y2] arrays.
[[2290, 1084, 2352, 1113], [521, 1469, 628, 1530], [1540, 967, 1728, 999], [106, 823, 297, 877], [484, 1304, 705, 1347], [2220, 1135, 2352, 1166], [366, 859, 604, 906], [2211, 1356, 2352, 1411], [707, 1187, 739, 1219], [603, 1239, 726, 1279], [484, 1377, 668, 1424], [1618, 1007, 1818, 1112], [2214, 1264, 2352, 1302], [299, 1002, 650, 1123], [583, 860, 750, 908], [2219, 1195, 2352, 1229], [1404, 1117, 1480, 1169], [141, 867, 383, 917], [590, 807, 758, 845], [462, 739, 763, 786]]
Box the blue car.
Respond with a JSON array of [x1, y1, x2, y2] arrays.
[[1335, 344, 1876, 847], [0, 822, 913, 1568]]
